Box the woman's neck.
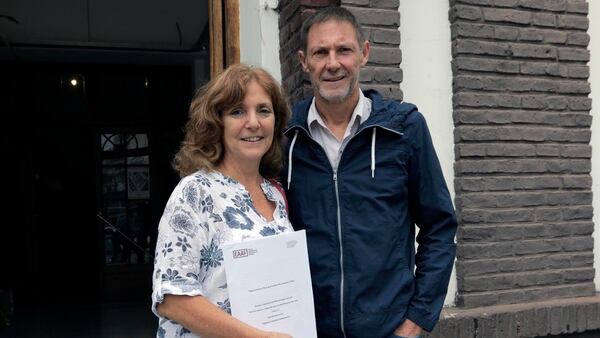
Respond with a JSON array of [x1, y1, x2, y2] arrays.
[[216, 161, 262, 188]]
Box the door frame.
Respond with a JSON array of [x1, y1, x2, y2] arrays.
[[209, 0, 240, 77]]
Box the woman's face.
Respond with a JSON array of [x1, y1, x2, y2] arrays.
[[220, 80, 275, 170]]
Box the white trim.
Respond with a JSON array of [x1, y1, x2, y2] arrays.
[[399, 0, 457, 305], [239, 0, 282, 83], [589, 0, 600, 292]]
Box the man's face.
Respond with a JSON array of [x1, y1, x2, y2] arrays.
[[299, 20, 369, 104]]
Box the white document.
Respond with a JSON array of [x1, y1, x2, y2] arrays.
[[222, 230, 317, 338]]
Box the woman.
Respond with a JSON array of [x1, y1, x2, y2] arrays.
[[152, 64, 292, 338]]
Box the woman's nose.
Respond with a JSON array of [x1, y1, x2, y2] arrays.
[[245, 111, 260, 129]]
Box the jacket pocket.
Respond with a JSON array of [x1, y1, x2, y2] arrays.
[[348, 260, 414, 315]]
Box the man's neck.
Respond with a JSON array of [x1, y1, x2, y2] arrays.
[[314, 90, 361, 139]]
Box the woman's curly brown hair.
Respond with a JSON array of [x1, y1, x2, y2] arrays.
[[173, 63, 290, 179]]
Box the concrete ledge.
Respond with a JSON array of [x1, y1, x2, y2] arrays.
[[423, 295, 600, 338]]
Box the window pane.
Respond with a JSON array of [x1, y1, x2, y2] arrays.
[[127, 166, 150, 199], [106, 234, 128, 265], [103, 200, 127, 228], [103, 200, 127, 265], [126, 133, 148, 150], [102, 167, 126, 197], [103, 157, 125, 165], [127, 155, 149, 165], [101, 134, 123, 152], [128, 200, 149, 238]]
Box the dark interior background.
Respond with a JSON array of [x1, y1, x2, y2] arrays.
[[0, 0, 210, 336]]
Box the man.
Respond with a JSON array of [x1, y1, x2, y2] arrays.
[[282, 6, 458, 338]]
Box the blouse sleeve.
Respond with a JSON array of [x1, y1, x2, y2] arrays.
[[151, 175, 211, 316]]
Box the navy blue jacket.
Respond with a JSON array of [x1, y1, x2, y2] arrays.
[[283, 90, 457, 338]]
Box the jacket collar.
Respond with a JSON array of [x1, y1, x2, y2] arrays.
[[286, 89, 416, 135]]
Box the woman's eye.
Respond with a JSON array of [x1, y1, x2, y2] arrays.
[[259, 107, 273, 114], [229, 109, 244, 117]]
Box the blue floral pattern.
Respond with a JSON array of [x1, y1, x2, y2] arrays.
[[152, 170, 292, 337], [200, 238, 223, 271], [217, 298, 231, 314], [176, 237, 192, 252], [223, 206, 254, 230], [259, 226, 276, 237]]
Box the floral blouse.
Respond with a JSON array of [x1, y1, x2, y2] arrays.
[[151, 169, 293, 338]]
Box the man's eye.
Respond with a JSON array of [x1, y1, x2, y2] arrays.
[[314, 50, 327, 56]]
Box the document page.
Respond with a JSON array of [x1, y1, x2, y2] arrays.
[[222, 230, 317, 338]]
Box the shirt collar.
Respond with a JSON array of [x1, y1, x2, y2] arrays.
[[307, 89, 372, 133]]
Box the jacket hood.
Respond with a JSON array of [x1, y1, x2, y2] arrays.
[[286, 89, 419, 135]]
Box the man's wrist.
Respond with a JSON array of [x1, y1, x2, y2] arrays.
[[394, 318, 423, 337]]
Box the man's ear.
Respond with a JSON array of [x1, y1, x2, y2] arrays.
[[361, 40, 370, 66], [298, 50, 309, 72]]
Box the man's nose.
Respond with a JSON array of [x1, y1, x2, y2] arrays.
[[326, 51, 340, 69]]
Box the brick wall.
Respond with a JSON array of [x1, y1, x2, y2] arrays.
[[450, 0, 594, 310], [278, 0, 329, 105], [343, 0, 402, 100], [426, 296, 600, 338], [278, 0, 599, 336], [278, 0, 402, 104]]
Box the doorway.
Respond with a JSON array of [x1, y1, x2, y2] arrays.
[[0, 61, 193, 337], [0, 0, 245, 335]]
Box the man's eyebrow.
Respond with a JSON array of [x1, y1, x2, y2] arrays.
[[310, 42, 354, 50]]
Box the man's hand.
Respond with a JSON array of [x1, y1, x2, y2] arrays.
[[393, 319, 422, 337]]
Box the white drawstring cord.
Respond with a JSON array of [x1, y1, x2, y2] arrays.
[[371, 128, 376, 178], [287, 130, 299, 189]]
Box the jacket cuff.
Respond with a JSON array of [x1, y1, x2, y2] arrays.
[[405, 306, 437, 333]]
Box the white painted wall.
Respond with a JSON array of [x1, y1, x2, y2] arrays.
[[589, 0, 600, 292], [399, 1, 456, 305], [239, 0, 282, 83]]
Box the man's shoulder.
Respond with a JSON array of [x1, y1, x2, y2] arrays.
[[362, 90, 423, 130], [292, 95, 312, 110], [364, 89, 417, 113], [286, 96, 316, 131]]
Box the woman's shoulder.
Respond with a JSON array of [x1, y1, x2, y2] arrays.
[[176, 169, 215, 189], [165, 170, 217, 207]]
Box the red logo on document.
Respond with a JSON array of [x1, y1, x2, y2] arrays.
[[232, 248, 257, 259], [232, 249, 249, 259]]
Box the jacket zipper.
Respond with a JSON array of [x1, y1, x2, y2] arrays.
[[332, 124, 403, 338], [332, 169, 346, 338], [287, 123, 403, 337], [287, 126, 349, 337]]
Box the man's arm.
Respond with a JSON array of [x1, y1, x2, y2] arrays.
[[403, 111, 458, 332]]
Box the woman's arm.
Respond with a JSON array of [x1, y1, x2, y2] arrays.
[[157, 294, 291, 338]]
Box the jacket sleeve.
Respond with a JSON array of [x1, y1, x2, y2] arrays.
[[404, 111, 458, 332]]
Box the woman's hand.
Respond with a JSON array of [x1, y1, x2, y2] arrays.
[[262, 331, 292, 338]]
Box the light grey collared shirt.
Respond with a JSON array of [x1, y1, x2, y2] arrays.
[[307, 90, 372, 170]]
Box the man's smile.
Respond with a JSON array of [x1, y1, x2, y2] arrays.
[[322, 73, 347, 82]]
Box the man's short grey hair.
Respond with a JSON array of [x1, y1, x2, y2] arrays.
[[300, 6, 366, 53]]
